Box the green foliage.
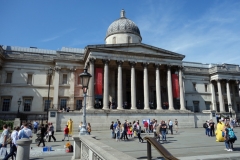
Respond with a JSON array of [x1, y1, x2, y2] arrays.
[[0, 120, 14, 129]]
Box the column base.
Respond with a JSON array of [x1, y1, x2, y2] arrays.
[[102, 106, 110, 110]]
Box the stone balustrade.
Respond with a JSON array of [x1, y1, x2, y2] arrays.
[[71, 135, 135, 160]]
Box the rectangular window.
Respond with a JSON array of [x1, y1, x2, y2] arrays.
[[24, 99, 32, 111], [76, 100, 82, 110], [60, 99, 67, 110], [205, 84, 208, 92], [46, 75, 52, 85], [2, 99, 10, 111], [237, 104, 240, 112], [193, 101, 199, 112], [27, 74, 32, 84], [192, 83, 196, 91], [205, 101, 211, 110], [44, 100, 51, 111], [62, 74, 67, 84], [6, 73, 12, 83]]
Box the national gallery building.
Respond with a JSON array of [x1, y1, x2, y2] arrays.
[[0, 10, 240, 125]]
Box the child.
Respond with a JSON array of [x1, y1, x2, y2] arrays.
[[62, 125, 69, 141]]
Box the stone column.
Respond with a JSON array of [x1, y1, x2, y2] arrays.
[[88, 58, 95, 109], [117, 61, 123, 109], [130, 62, 137, 109], [210, 81, 216, 111], [155, 64, 162, 110], [179, 67, 186, 110], [53, 67, 60, 109], [217, 79, 225, 112], [103, 59, 109, 110], [69, 68, 75, 110], [226, 80, 232, 111], [167, 65, 174, 110], [143, 63, 150, 110], [72, 136, 81, 159], [16, 138, 32, 160], [231, 81, 238, 112]]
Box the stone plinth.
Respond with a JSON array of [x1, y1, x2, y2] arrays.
[[16, 138, 32, 160]]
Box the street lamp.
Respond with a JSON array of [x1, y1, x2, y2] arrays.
[[79, 68, 92, 135], [229, 104, 232, 118], [17, 98, 22, 118], [47, 68, 54, 122]]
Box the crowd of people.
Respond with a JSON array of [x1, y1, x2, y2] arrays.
[[109, 119, 179, 143]]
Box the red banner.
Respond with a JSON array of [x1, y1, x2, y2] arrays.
[[172, 74, 180, 98], [95, 68, 103, 95]]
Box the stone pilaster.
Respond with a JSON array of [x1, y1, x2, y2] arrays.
[[102, 59, 109, 110], [143, 62, 150, 110], [69, 67, 75, 110], [130, 62, 137, 109], [53, 67, 60, 109], [210, 81, 216, 111], [226, 80, 232, 112]]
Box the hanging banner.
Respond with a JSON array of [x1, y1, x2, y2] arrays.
[[172, 74, 180, 98], [95, 68, 103, 95]]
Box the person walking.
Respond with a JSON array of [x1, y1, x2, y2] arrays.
[[87, 123, 91, 135], [3, 126, 20, 160], [48, 123, 56, 142], [136, 122, 144, 143], [168, 119, 173, 135], [0, 124, 9, 158], [37, 124, 47, 147], [115, 123, 121, 142], [120, 120, 128, 140], [18, 122, 32, 139], [174, 119, 178, 133], [33, 121, 39, 134], [110, 121, 115, 138], [62, 125, 69, 141]]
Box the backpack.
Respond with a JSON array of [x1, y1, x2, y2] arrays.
[[203, 123, 208, 128], [227, 128, 235, 139]]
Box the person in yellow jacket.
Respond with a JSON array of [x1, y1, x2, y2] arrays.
[[67, 118, 73, 136], [215, 118, 225, 142]]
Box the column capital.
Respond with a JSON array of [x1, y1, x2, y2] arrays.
[[102, 59, 110, 64], [54, 66, 61, 72], [129, 61, 136, 67], [178, 65, 184, 70], [89, 57, 96, 63], [217, 79, 222, 82], [236, 80, 239, 85], [226, 79, 231, 82], [167, 64, 172, 69], [154, 63, 161, 69], [68, 67, 76, 72], [116, 60, 124, 66], [142, 62, 149, 68]]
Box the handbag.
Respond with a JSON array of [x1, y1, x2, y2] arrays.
[[48, 131, 52, 136], [0, 147, 7, 158]]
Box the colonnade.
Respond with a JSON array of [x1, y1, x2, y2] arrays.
[[211, 79, 239, 112], [87, 58, 186, 111]]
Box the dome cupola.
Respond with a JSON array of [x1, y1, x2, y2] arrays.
[[105, 10, 142, 44]]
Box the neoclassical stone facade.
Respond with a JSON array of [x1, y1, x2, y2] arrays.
[[0, 10, 240, 121]]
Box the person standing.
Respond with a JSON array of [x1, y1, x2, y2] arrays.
[[18, 122, 32, 139], [168, 120, 173, 135], [120, 120, 128, 140], [209, 119, 215, 137], [136, 122, 143, 143], [110, 121, 114, 139], [62, 125, 69, 141], [115, 123, 120, 142], [0, 124, 9, 158], [37, 124, 47, 147], [87, 123, 91, 135], [144, 120, 149, 134], [33, 121, 39, 134], [67, 118, 73, 136], [48, 123, 56, 142], [160, 121, 167, 143], [3, 127, 20, 160], [174, 119, 178, 133]]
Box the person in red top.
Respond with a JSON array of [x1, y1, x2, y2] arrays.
[[62, 125, 69, 141], [144, 121, 149, 133]]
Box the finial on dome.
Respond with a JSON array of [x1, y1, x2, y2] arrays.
[[121, 9, 125, 18]]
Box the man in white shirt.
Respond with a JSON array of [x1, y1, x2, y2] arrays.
[[3, 127, 20, 160], [18, 122, 32, 139], [0, 124, 8, 157], [168, 119, 173, 135]]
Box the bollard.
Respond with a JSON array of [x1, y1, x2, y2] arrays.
[[16, 138, 32, 160]]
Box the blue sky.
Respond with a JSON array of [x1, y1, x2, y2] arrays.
[[1, 0, 240, 65]]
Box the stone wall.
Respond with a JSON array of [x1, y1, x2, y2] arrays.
[[52, 110, 213, 132]]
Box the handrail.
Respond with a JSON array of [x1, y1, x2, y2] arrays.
[[144, 137, 179, 160]]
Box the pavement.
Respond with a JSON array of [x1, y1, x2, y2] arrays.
[[2, 128, 240, 160]]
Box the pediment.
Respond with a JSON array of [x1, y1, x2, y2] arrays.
[[85, 43, 185, 60]]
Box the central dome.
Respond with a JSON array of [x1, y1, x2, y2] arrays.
[[105, 10, 142, 44]]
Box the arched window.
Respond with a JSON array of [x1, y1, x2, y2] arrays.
[[127, 36, 131, 43], [113, 37, 116, 44]]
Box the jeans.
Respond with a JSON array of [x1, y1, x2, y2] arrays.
[[225, 140, 229, 149], [169, 125, 173, 134], [161, 131, 166, 141], [3, 144, 16, 160], [0, 143, 8, 157], [111, 130, 115, 138], [120, 131, 128, 140]]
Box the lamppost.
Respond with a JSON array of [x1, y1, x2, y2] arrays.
[[229, 103, 232, 118], [17, 98, 22, 118], [47, 68, 54, 122], [79, 68, 92, 135]]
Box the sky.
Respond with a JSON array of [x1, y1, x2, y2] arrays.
[[1, 0, 240, 65]]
